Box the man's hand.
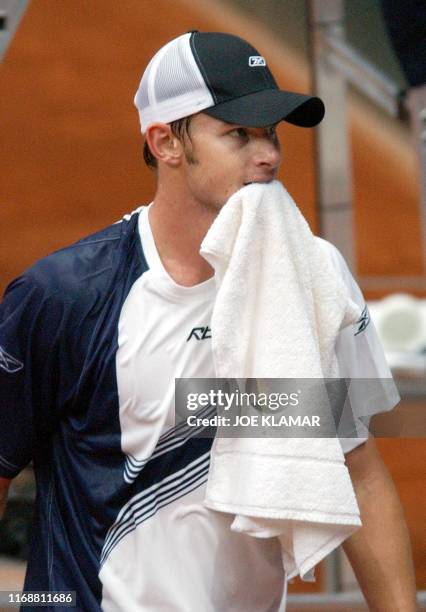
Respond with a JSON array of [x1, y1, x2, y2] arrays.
[[0, 477, 12, 519], [343, 438, 418, 611]]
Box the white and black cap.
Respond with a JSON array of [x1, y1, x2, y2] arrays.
[[134, 31, 325, 133]]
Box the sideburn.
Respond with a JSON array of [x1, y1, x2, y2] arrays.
[[183, 144, 199, 165]]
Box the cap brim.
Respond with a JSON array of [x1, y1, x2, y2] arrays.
[[204, 89, 325, 128]]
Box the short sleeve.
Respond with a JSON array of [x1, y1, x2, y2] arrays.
[[316, 238, 401, 454], [0, 273, 64, 478]]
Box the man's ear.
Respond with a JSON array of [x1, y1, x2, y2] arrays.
[[145, 123, 182, 167]]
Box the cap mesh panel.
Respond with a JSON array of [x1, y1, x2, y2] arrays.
[[133, 34, 229, 131], [136, 67, 150, 111], [154, 37, 202, 102]]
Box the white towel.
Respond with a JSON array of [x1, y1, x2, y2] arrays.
[[200, 180, 362, 582]]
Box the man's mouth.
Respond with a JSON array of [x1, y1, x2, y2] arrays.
[[243, 179, 274, 186]]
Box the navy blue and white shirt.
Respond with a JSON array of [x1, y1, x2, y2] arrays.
[[0, 205, 399, 611]]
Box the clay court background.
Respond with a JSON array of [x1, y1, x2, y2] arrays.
[[1, 0, 425, 595]]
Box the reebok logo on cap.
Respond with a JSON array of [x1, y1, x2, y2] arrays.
[[248, 56, 266, 67]]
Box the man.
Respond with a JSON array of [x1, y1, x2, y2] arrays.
[[0, 31, 418, 611]]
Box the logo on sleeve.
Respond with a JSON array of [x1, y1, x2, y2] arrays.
[[0, 345, 24, 373], [186, 326, 212, 341], [248, 56, 266, 67], [354, 305, 370, 336]]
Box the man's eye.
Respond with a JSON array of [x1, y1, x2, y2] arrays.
[[230, 128, 249, 139]]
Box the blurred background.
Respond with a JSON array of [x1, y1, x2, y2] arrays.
[[0, 0, 425, 610]]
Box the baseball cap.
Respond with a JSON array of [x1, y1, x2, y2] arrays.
[[134, 31, 325, 133]]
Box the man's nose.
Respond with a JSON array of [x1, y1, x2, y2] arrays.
[[253, 138, 281, 170]]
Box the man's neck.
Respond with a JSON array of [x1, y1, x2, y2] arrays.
[[147, 189, 216, 287]]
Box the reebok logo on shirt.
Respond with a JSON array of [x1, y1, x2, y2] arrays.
[[186, 326, 212, 341], [0, 345, 24, 373], [354, 305, 370, 336]]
